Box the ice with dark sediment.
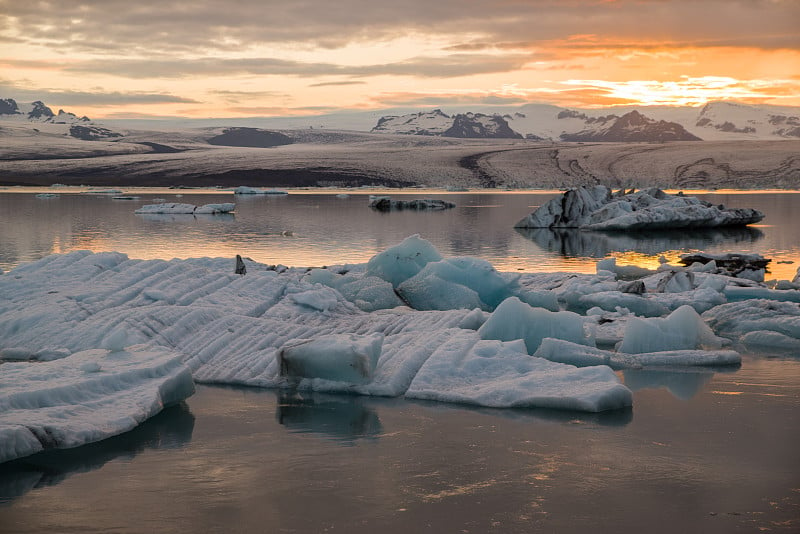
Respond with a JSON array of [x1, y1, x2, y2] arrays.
[[368, 197, 455, 211], [514, 186, 764, 230]]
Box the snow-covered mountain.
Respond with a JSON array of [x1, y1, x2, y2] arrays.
[[0, 97, 122, 141], [372, 109, 523, 139], [558, 110, 701, 142], [0, 98, 90, 124], [371, 101, 800, 141], [691, 102, 800, 140]]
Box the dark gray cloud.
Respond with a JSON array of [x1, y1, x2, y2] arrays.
[[59, 53, 532, 79], [0, 81, 198, 106], [1, 0, 797, 54]]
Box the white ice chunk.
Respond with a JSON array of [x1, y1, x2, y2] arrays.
[[0, 345, 194, 464], [279, 333, 384, 385], [703, 300, 800, 347], [406, 331, 632, 412], [478, 296, 591, 354], [617, 305, 724, 354]]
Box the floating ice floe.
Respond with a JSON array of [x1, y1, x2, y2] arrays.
[[233, 186, 288, 195], [0, 345, 194, 463], [514, 186, 764, 230], [702, 300, 800, 351], [368, 197, 455, 211], [134, 202, 235, 214]]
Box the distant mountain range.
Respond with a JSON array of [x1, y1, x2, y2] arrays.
[[370, 102, 800, 141], [2, 96, 800, 143]]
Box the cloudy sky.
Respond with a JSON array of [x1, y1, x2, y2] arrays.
[[1, 0, 798, 118]]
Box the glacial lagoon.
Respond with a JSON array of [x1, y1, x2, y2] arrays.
[[0, 189, 798, 533]]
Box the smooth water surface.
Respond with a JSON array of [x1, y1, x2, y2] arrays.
[[1, 358, 799, 533], [2, 189, 799, 279]]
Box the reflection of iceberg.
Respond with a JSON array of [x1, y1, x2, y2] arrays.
[[516, 226, 764, 259], [0, 402, 194, 504], [276, 392, 382, 442], [136, 213, 235, 223], [623, 368, 719, 400]]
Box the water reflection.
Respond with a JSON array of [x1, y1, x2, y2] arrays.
[[623, 367, 739, 400], [406, 398, 633, 427], [517, 227, 764, 259], [276, 392, 383, 443], [0, 402, 195, 504]]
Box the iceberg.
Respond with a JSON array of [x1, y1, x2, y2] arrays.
[[0, 345, 194, 463], [515, 186, 764, 230], [702, 299, 800, 350]]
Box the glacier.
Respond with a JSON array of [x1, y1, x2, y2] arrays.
[[3, 235, 800, 462]]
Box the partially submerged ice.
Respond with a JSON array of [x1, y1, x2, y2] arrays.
[[0, 345, 194, 463], [514, 186, 764, 230]]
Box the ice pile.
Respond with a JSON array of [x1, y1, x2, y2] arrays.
[[134, 202, 235, 214], [4, 235, 798, 462], [0, 345, 194, 463], [514, 186, 764, 230]]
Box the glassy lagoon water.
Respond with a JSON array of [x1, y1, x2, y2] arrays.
[[1, 188, 799, 533]]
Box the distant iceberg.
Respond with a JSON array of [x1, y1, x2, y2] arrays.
[[515, 186, 763, 230], [134, 202, 234, 214], [368, 197, 455, 211], [233, 186, 288, 195]]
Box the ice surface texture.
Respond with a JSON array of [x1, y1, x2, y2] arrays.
[[3, 235, 798, 460], [514, 186, 763, 230], [0, 345, 194, 463]]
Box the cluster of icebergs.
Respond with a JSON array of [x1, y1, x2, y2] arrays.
[[1, 235, 798, 463]]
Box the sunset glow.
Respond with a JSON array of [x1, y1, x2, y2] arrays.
[[1, 0, 798, 117]]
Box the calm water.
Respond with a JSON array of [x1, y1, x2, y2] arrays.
[[1, 189, 799, 533], [1, 189, 800, 279]]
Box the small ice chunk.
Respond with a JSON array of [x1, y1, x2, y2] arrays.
[[278, 333, 384, 385]]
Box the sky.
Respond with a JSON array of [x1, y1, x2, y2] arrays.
[[1, 0, 799, 118]]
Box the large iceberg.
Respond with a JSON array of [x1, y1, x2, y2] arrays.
[[514, 186, 763, 230], [0, 345, 194, 463]]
